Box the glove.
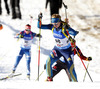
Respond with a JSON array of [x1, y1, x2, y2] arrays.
[[86, 57, 92, 61], [68, 36, 72, 41], [19, 34, 24, 38], [76, 31, 79, 35], [44, 64, 46, 70], [36, 33, 42, 38], [38, 12, 43, 21], [73, 31, 79, 38], [68, 36, 76, 44]]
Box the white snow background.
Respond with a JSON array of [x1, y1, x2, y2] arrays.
[[0, 0, 100, 89]]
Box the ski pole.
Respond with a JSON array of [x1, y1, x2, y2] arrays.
[[29, 15, 33, 25], [63, 2, 72, 81], [71, 37, 93, 82], [37, 13, 42, 81], [83, 62, 89, 82], [79, 57, 93, 82], [35, 70, 44, 81], [65, 68, 72, 82], [62, 28, 93, 82], [73, 43, 93, 82], [63, 2, 68, 20], [63, 2, 70, 26]]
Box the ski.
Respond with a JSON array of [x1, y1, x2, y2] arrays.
[[0, 73, 22, 81]]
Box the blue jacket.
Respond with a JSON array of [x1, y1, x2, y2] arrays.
[[37, 21, 78, 49]]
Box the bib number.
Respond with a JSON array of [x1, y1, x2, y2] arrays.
[[55, 38, 69, 47]]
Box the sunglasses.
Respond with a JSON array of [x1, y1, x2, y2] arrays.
[[25, 29, 31, 31]]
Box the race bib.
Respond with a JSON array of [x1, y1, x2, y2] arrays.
[[55, 38, 70, 47], [21, 39, 33, 48]]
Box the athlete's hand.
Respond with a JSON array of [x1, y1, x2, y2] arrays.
[[68, 36, 76, 43], [44, 64, 46, 69], [38, 12, 43, 21], [36, 33, 42, 38], [87, 57, 92, 61], [19, 34, 24, 38]]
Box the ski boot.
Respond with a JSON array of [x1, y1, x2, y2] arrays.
[[27, 74, 30, 80], [12, 70, 15, 74], [46, 77, 53, 81]]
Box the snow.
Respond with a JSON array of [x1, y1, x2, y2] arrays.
[[0, 0, 100, 88]]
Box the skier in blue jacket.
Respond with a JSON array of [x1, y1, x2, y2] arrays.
[[12, 24, 41, 79], [37, 13, 79, 81]]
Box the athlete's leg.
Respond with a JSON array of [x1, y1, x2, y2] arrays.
[[60, 47, 78, 82], [25, 49, 31, 75], [46, 47, 62, 80], [13, 48, 24, 72], [52, 60, 63, 78], [65, 57, 77, 82], [46, 54, 58, 78]]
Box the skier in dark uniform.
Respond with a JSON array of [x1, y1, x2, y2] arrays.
[[0, 0, 10, 15], [45, 0, 62, 18]]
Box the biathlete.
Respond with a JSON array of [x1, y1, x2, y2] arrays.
[[12, 24, 41, 79], [37, 13, 79, 81]]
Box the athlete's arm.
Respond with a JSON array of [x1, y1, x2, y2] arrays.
[[37, 20, 53, 30]]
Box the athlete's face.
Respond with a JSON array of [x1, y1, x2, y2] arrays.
[[53, 22, 61, 28], [25, 29, 30, 34]]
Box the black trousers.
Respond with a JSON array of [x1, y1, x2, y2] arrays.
[[44, 60, 68, 77], [50, 8, 59, 16], [52, 60, 68, 77], [0, 0, 10, 15], [10, 0, 21, 19]]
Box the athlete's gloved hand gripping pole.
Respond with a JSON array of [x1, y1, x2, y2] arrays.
[[64, 29, 93, 82], [37, 13, 43, 81], [14, 33, 24, 41]]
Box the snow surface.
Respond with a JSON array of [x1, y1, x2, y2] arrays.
[[0, 0, 100, 89]]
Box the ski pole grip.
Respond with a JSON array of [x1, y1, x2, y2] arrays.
[[29, 15, 33, 19]]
